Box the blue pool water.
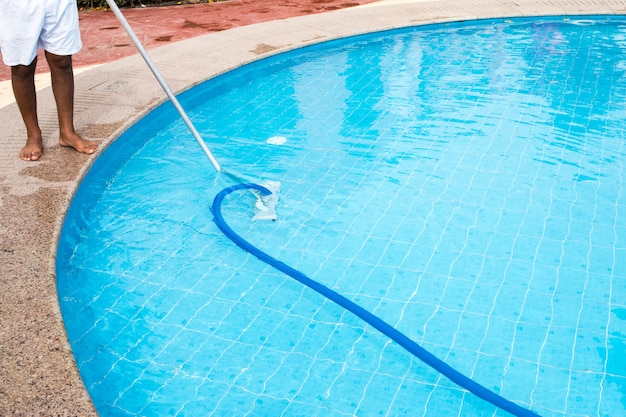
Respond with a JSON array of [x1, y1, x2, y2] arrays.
[[57, 16, 626, 416]]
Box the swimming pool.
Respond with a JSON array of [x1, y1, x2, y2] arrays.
[[57, 16, 626, 416]]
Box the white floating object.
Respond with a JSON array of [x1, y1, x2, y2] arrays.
[[570, 19, 596, 26], [267, 136, 287, 145]]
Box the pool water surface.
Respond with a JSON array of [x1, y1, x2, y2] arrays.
[[57, 16, 626, 416]]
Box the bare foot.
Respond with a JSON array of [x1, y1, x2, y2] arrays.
[[19, 136, 44, 161], [59, 131, 98, 155]]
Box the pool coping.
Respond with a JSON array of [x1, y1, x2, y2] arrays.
[[1, 0, 624, 415]]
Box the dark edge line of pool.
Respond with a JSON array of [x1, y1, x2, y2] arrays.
[[211, 182, 540, 417]]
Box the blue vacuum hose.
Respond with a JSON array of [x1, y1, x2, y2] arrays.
[[211, 183, 540, 417]]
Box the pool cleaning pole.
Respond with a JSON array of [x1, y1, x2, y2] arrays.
[[104, 0, 222, 172]]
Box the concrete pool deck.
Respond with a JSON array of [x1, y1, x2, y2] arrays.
[[0, 0, 624, 415]]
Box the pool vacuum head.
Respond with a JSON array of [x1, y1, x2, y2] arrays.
[[253, 180, 281, 221]]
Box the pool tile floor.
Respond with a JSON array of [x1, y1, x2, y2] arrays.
[[1, 0, 625, 415]]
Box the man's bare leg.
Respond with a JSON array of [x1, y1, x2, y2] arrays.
[[45, 51, 98, 155], [12, 59, 44, 161]]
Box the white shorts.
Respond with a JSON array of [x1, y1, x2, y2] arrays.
[[0, 0, 82, 66]]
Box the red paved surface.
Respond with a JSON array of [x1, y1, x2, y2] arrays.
[[0, 0, 378, 82]]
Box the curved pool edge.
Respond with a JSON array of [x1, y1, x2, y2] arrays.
[[1, 1, 625, 415]]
